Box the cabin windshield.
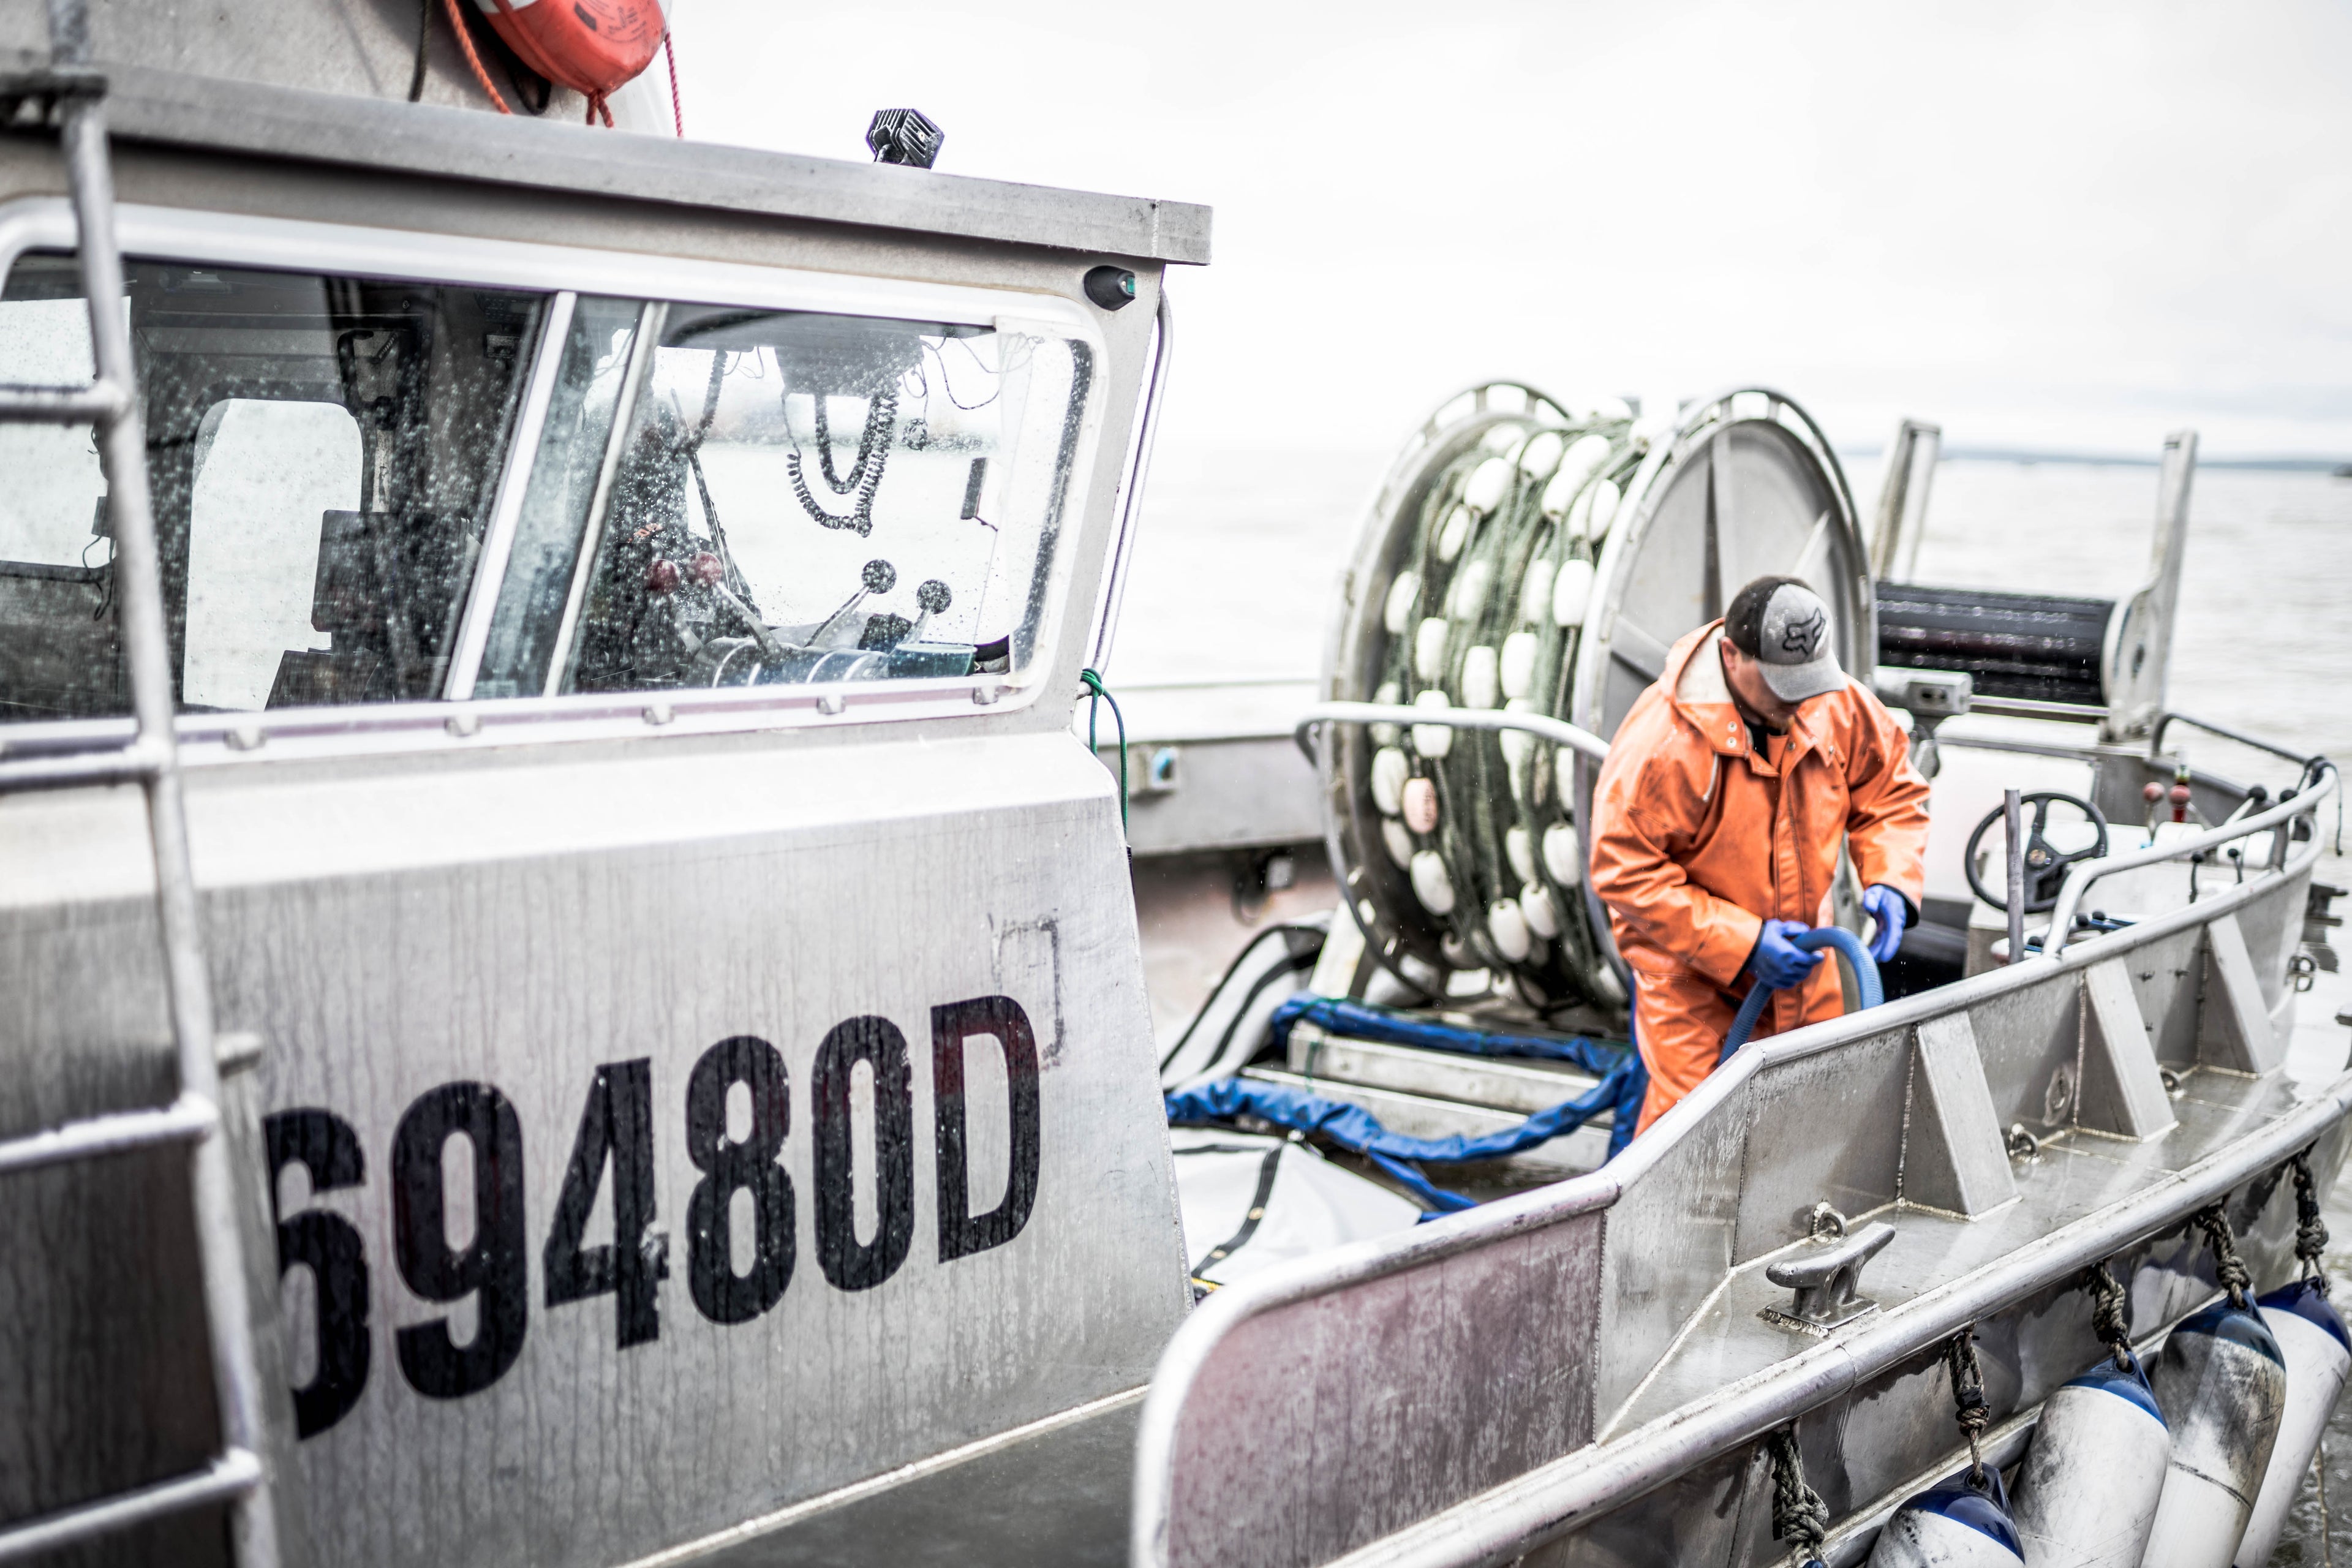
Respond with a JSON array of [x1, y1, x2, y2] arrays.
[[0, 248, 1093, 725], [0, 253, 537, 717], [472, 300, 1089, 698]]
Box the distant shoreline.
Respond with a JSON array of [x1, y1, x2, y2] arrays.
[[1836, 445, 2351, 473]]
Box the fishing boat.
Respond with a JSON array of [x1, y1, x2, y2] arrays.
[[0, 6, 2341, 1567]]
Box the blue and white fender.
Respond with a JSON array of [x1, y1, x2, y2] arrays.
[[2143, 1302, 2288, 1568], [2009, 1350, 2169, 1567], [2235, 1280, 2352, 1567], [1868, 1466, 2024, 1568]]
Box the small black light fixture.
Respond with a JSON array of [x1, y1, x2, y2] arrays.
[[867, 108, 944, 169], [1084, 265, 1137, 311]]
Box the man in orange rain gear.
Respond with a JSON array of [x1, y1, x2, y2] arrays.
[[1590, 575, 1931, 1135]]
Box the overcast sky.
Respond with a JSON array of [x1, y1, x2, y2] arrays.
[[668, 1, 2351, 462]]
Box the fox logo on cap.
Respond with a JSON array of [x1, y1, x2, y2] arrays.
[[1777, 606, 1826, 661]]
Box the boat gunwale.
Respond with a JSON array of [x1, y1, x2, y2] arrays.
[[1133, 761, 2342, 1568]]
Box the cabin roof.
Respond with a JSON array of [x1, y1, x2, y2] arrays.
[[9, 56, 1213, 266]]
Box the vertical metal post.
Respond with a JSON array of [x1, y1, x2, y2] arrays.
[[47, 1, 280, 1559], [1087, 287, 1174, 677], [1868, 418, 1941, 584], [2004, 787, 2026, 965]]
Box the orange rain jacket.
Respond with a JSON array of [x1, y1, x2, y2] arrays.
[[1589, 622, 1931, 1133]]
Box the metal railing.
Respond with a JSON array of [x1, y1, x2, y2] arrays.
[[1134, 831, 2343, 1568], [2045, 758, 2338, 957], [0, 4, 279, 1560], [1292, 699, 1613, 765]]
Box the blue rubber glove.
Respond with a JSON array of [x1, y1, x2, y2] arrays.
[[1746, 918, 1826, 990], [1861, 883, 1909, 965]]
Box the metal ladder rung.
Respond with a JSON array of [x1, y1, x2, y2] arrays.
[[0, 1091, 216, 1177], [0, 1448, 261, 1564], [0, 379, 126, 424], [0, 737, 166, 791]]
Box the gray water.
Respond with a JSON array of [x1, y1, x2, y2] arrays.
[[1118, 447, 2352, 763], [1118, 442, 2352, 1559]]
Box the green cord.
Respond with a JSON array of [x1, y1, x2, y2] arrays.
[[1080, 668, 1128, 834]]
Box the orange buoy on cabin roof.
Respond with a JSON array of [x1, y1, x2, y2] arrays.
[[465, 0, 668, 124]]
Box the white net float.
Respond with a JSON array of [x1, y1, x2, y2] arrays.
[[1320, 380, 1870, 1018]]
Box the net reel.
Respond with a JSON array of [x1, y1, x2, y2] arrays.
[[1321, 383, 1872, 1017]]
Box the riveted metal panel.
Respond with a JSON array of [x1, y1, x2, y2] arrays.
[[1732, 1027, 1910, 1265], [0, 730, 1188, 1568], [1164, 1208, 1603, 1568], [1593, 1095, 1744, 1427]]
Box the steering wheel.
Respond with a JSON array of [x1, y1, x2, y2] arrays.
[[1964, 792, 2109, 914]]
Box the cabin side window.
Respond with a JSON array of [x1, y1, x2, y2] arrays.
[[0, 252, 543, 721], [470, 298, 1093, 698]]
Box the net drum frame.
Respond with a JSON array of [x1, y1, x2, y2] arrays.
[[1324, 385, 1871, 1012]]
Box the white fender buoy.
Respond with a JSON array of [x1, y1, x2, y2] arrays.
[[1488, 899, 1531, 962], [2236, 1280, 2352, 1567], [1449, 560, 1493, 619], [1543, 822, 1583, 886], [1400, 777, 1439, 835], [2010, 1351, 2169, 1568], [1436, 504, 1472, 562], [1370, 747, 1409, 815], [1499, 698, 1534, 770], [1460, 645, 1500, 709], [1381, 816, 1414, 869], [1538, 465, 1580, 521], [1518, 557, 1556, 625], [1505, 825, 1536, 884], [1409, 850, 1455, 915], [1414, 616, 1449, 681], [1463, 457, 1513, 515], [1521, 881, 1561, 938], [1556, 433, 1611, 492], [1869, 1468, 2024, 1568], [1411, 689, 1453, 758], [2143, 1302, 2288, 1568], [1552, 559, 1596, 628], [1383, 570, 1420, 635], [1371, 680, 1401, 745], [1499, 631, 1539, 700], [1564, 480, 1596, 540], [1517, 430, 1564, 477], [1586, 477, 1623, 542]]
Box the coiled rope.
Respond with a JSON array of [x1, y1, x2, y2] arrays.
[[1765, 1425, 1831, 1568], [2292, 1148, 2332, 1292], [1716, 925, 1882, 1063], [1945, 1326, 1992, 1489], [2083, 1257, 2136, 1371], [2192, 1201, 2253, 1311]]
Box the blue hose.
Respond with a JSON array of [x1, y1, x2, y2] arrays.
[[1716, 926, 1883, 1065]]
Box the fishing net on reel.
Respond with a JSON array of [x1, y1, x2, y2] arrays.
[[1322, 385, 1869, 1020]]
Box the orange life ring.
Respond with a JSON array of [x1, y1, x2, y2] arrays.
[[478, 0, 666, 111]]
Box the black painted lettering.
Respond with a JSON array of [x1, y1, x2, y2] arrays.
[[932, 996, 1041, 1263], [264, 1108, 370, 1438], [390, 1082, 529, 1398], [544, 1058, 666, 1348], [813, 1016, 914, 1292], [684, 1036, 794, 1324]]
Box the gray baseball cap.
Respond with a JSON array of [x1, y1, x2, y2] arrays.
[[1728, 577, 1843, 703]]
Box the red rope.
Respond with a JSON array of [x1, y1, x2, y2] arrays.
[[585, 91, 612, 127], [663, 29, 682, 138], [441, 0, 512, 115]]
